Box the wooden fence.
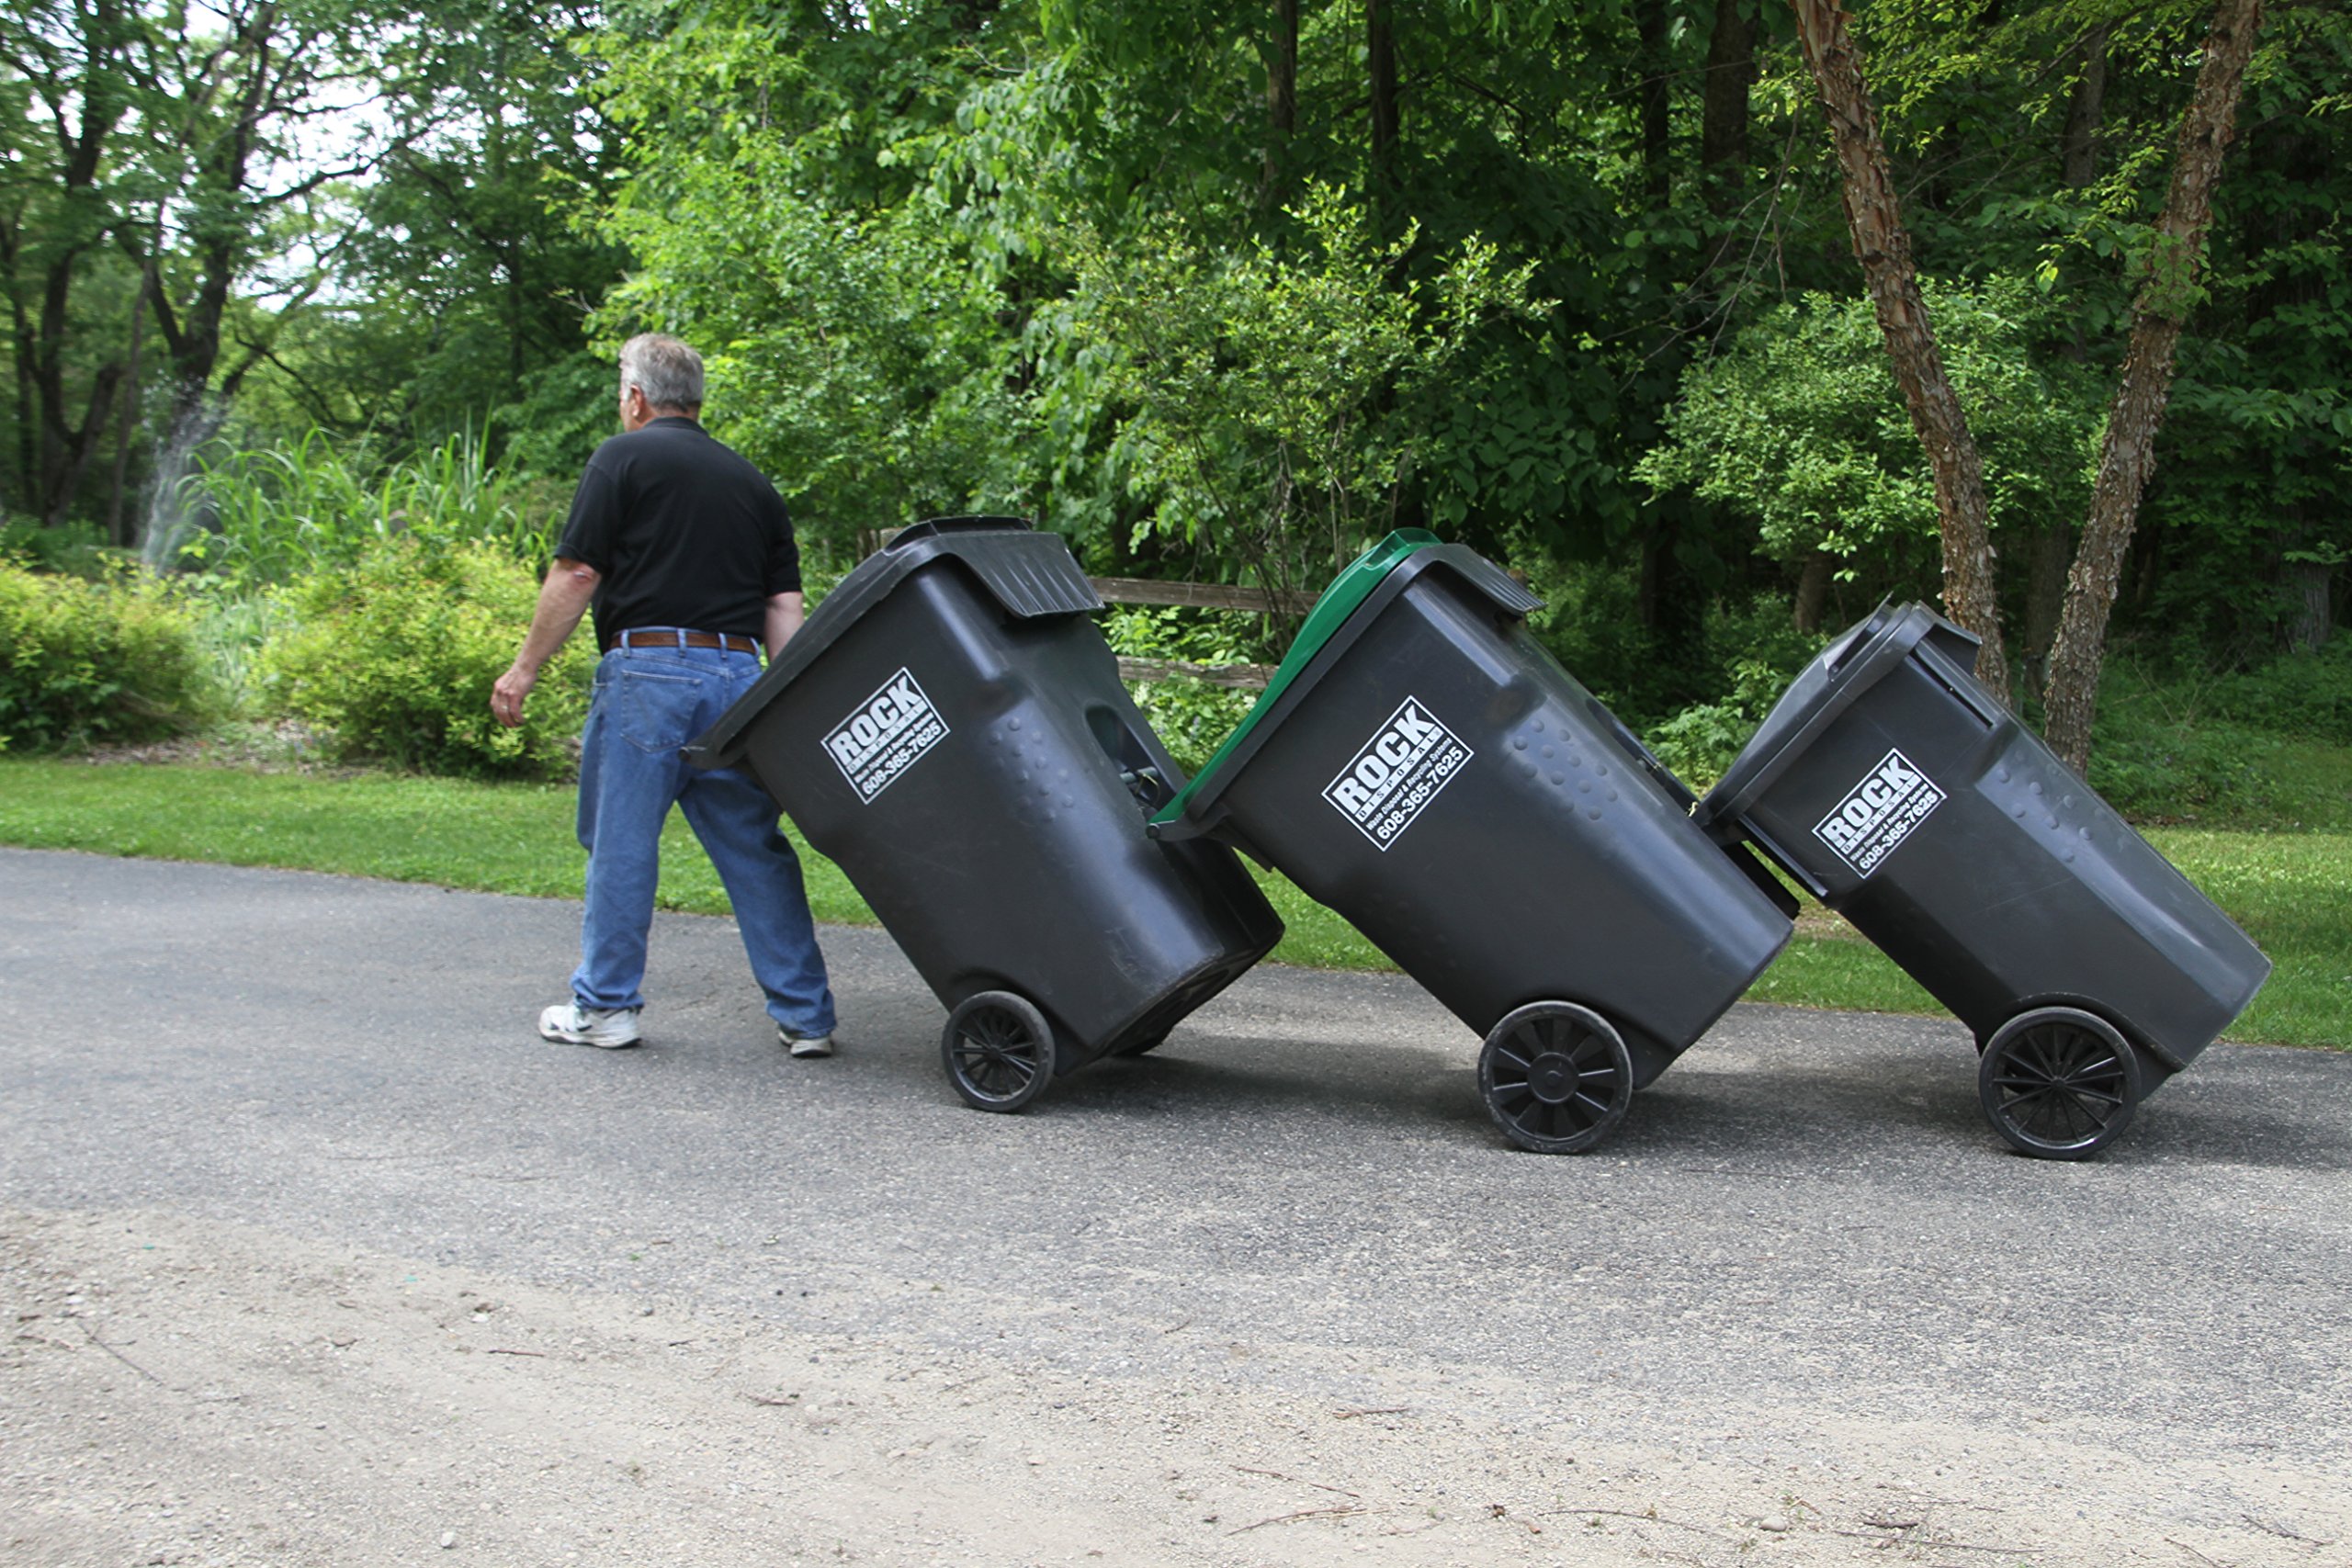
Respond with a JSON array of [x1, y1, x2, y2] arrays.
[[865, 526, 1300, 691], [1087, 577, 1314, 691]]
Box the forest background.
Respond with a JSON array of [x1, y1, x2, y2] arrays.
[[2, 0, 2346, 813]]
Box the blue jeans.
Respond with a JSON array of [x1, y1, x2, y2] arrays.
[[572, 643, 835, 1037]]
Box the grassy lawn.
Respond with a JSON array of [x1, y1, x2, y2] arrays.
[[1, 756, 2342, 1048]]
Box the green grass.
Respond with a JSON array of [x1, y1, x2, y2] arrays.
[[1, 757, 2342, 1048], [1736, 829, 2352, 1049]]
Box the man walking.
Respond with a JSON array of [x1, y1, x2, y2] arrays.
[[492, 333, 836, 1057]]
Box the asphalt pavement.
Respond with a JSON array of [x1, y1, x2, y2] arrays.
[[4, 846, 2349, 1557]]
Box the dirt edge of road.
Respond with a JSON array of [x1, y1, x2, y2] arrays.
[[5, 1205, 2344, 1568]]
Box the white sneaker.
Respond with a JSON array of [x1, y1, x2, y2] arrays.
[[780, 1027, 834, 1059], [539, 1001, 642, 1049]]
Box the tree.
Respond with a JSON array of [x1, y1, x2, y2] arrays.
[[0, 0, 141, 528], [131, 0, 403, 472], [246, 0, 623, 465], [2043, 0, 2267, 771], [1635, 279, 2103, 636], [1792, 0, 2011, 707]]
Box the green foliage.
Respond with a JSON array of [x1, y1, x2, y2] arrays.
[[1635, 598, 1831, 792], [1101, 607, 1259, 777], [258, 536, 592, 777], [2085, 644, 2352, 825], [0, 517, 114, 578], [0, 561, 220, 751], [2206, 642, 2352, 744], [491, 352, 628, 485], [1634, 276, 2105, 598], [1042, 186, 1543, 601], [597, 160, 1026, 562], [165, 430, 559, 586]]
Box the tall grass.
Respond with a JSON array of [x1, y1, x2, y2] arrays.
[[168, 429, 559, 585]]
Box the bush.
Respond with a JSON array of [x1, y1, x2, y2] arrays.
[[2080, 643, 2352, 822], [1527, 580, 1829, 793], [0, 559, 220, 751], [1102, 605, 1261, 778], [2205, 640, 2352, 743], [260, 536, 594, 777], [0, 517, 116, 578]]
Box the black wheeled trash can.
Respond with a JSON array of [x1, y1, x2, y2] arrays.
[[1692, 602, 2270, 1160], [688, 517, 1284, 1113], [1148, 530, 1793, 1154]]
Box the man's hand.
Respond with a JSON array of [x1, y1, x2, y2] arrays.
[[492, 558, 600, 728], [492, 664, 537, 728]]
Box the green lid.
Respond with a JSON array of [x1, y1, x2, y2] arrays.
[[1150, 528, 1442, 829]]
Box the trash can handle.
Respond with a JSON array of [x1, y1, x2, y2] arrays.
[[1825, 599, 1895, 678], [887, 515, 1033, 549], [1590, 699, 1696, 811], [1089, 705, 1181, 816]]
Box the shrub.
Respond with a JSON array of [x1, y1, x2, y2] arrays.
[[2206, 640, 2352, 743], [0, 517, 115, 578], [1102, 605, 1260, 778], [1566, 590, 1830, 794], [0, 559, 220, 751], [259, 536, 594, 777]]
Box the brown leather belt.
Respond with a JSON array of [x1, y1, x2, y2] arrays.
[[615, 627, 760, 655]]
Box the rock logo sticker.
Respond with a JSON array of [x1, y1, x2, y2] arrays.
[[1815, 748, 1945, 875], [1323, 697, 1473, 851], [823, 668, 948, 803]]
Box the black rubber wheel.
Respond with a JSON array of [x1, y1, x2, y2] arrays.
[[942, 991, 1054, 1112], [1478, 1001, 1634, 1155], [1978, 1007, 2142, 1160]]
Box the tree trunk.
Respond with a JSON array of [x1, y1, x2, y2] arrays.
[[1259, 0, 1299, 212], [1701, 0, 1756, 190], [2022, 523, 2071, 698], [1794, 547, 1836, 633], [2043, 0, 2265, 773], [1367, 0, 1400, 210], [1698, 0, 1757, 287], [1792, 0, 2011, 707], [2286, 560, 2334, 651], [1636, 0, 1672, 207], [106, 272, 149, 549], [2061, 24, 2110, 191]]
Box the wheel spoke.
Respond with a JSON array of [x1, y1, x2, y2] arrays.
[[1480, 1003, 1631, 1154], [1982, 1010, 2140, 1156]]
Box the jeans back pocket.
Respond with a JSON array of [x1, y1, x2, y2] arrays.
[[614, 666, 706, 756]]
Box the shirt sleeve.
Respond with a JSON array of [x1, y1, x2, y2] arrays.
[[552, 449, 623, 571]]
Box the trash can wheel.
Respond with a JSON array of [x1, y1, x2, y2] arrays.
[[1477, 1001, 1634, 1155], [942, 991, 1055, 1113], [1977, 1006, 2143, 1160]]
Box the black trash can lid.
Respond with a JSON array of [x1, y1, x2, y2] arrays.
[[1150, 529, 1542, 839], [1696, 600, 1984, 834], [687, 516, 1102, 770]]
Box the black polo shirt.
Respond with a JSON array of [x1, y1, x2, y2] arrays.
[[553, 416, 803, 650]]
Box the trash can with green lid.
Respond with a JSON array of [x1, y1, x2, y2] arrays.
[[689, 517, 1283, 1113], [1692, 600, 2269, 1159], [1148, 529, 1793, 1154]]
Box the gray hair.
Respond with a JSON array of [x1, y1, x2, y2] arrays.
[[618, 333, 705, 412]]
